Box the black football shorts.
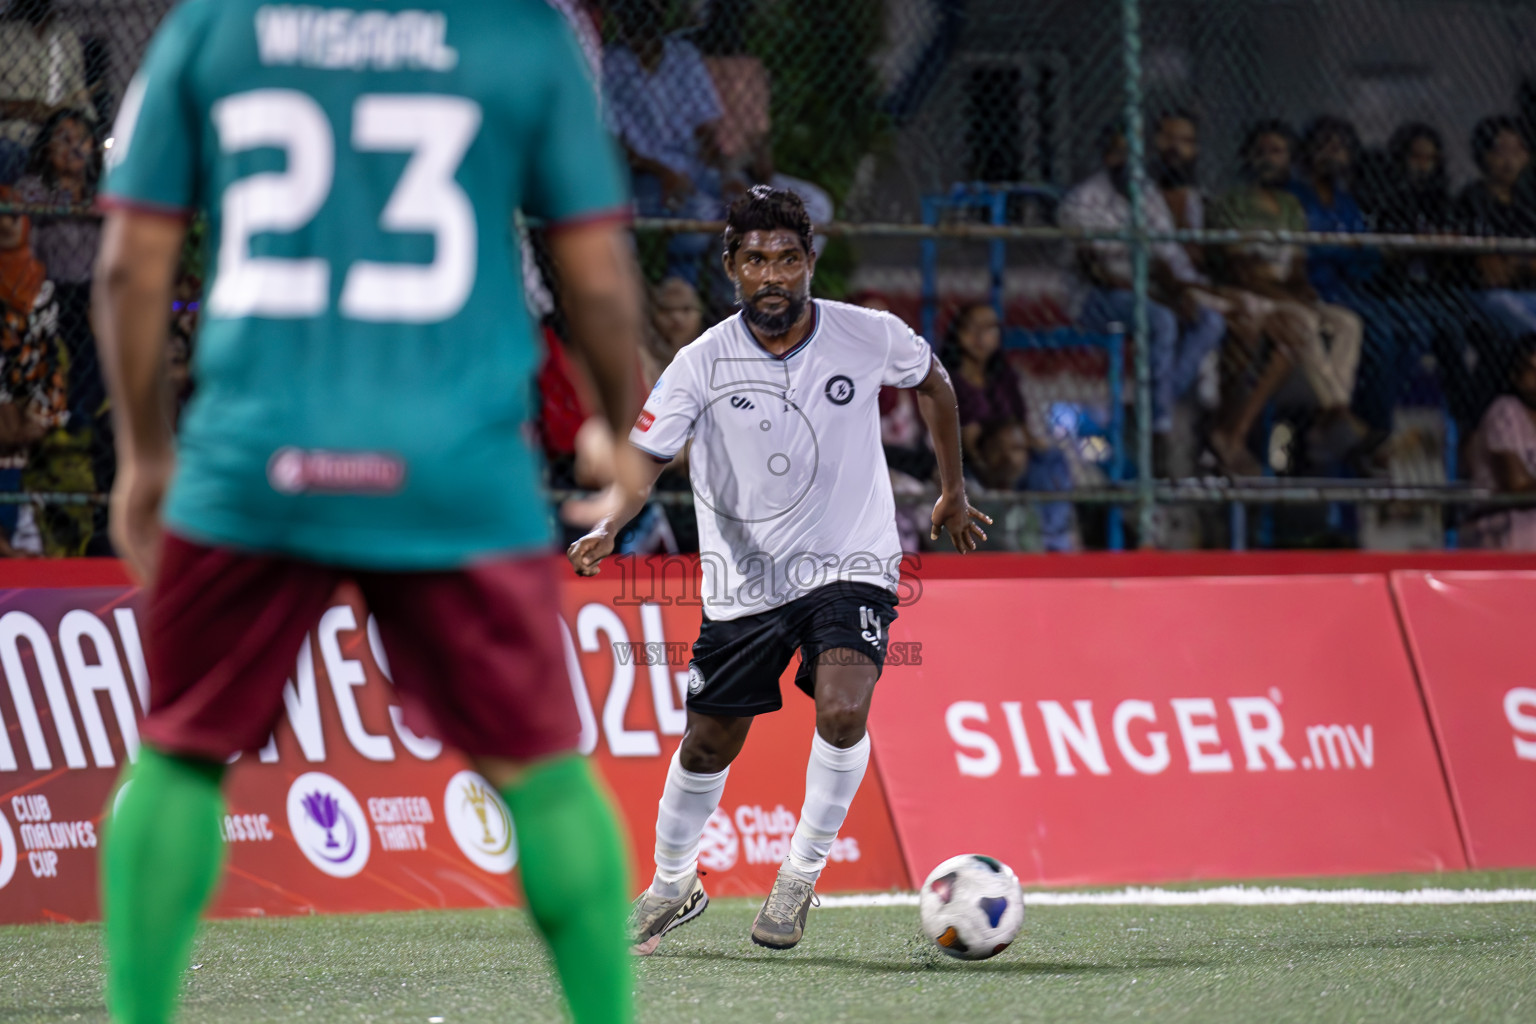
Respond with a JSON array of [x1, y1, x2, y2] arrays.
[[684, 581, 899, 717]]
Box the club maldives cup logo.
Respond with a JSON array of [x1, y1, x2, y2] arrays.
[[698, 808, 739, 872], [0, 809, 16, 891], [443, 771, 517, 874], [286, 772, 371, 878]]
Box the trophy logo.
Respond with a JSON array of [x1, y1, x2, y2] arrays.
[[444, 771, 517, 873], [286, 773, 370, 878]]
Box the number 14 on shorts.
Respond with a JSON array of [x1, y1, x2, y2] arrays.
[[859, 606, 884, 647]]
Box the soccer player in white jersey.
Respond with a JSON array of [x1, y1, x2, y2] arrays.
[[568, 186, 989, 951]]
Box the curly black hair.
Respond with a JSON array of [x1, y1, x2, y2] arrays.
[[939, 301, 1008, 378], [1299, 115, 1362, 170], [1471, 115, 1526, 173], [1238, 118, 1297, 170], [1388, 121, 1447, 189], [722, 185, 815, 261], [25, 108, 99, 189]]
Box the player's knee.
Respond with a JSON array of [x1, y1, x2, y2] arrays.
[[678, 736, 738, 775], [815, 704, 869, 748]]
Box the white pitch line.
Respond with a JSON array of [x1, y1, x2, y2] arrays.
[[818, 887, 1536, 908]]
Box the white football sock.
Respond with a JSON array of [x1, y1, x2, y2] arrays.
[[651, 748, 729, 898], [786, 731, 871, 883]]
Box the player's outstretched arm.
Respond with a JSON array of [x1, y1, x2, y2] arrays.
[[565, 449, 668, 576], [913, 355, 991, 553], [92, 210, 187, 585]]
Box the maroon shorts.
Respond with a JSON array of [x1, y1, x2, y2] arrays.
[[140, 533, 579, 763]]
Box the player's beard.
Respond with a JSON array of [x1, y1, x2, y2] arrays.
[[740, 284, 808, 336]]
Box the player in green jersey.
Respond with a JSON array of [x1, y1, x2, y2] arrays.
[[93, 2, 646, 1021]]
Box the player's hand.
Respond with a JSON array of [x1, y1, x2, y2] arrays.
[[111, 452, 173, 587], [567, 527, 616, 577], [930, 489, 991, 553]]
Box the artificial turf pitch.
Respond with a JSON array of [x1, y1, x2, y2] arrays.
[[3, 871, 1533, 1023]]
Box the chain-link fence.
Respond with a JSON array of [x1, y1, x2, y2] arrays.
[[5, 0, 1536, 555]]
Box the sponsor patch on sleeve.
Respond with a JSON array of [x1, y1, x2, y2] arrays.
[[636, 410, 656, 431]]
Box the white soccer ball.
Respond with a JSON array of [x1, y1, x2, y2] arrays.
[[918, 853, 1025, 960]]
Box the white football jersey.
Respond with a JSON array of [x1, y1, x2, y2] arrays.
[[631, 299, 934, 621]]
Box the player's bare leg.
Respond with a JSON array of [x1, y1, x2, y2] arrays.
[[475, 754, 633, 1024], [630, 711, 754, 954], [753, 649, 877, 949]]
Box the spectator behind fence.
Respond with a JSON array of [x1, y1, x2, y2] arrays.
[[644, 275, 705, 384], [854, 290, 932, 553], [1061, 123, 1225, 471], [1210, 120, 1367, 472], [1153, 108, 1210, 278], [1358, 122, 1477, 436], [603, 0, 727, 287], [642, 275, 701, 549], [15, 109, 100, 286], [0, 188, 87, 555], [940, 302, 1026, 466], [0, 191, 46, 553], [1290, 116, 1417, 453], [1457, 116, 1536, 339], [1289, 117, 1381, 306], [0, 0, 93, 185], [15, 107, 106, 530], [1465, 334, 1536, 550], [968, 418, 1080, 554]]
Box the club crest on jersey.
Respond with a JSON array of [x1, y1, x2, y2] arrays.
[[824, 375, 855, 406]]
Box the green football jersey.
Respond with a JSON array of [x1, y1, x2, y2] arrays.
[[101, 0, 627, 568]]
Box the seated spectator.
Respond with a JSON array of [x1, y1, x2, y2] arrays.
[[940, 302, 1026, 466], [967, 419, 1079, 553], [0, 191, 87, 554], [1152, 108, 1208, 275], [0, 191, 47, 554], [642, 275, 702, 545], [1210, 120, 1367, 472], [1457, 116, 1536, 339], [1290, 116, 1414, 452], [603, 0, 728, 288], [1060, 123, 1225, 471], [1359, 122, 1477, 438], [854, 290, 933, 553], [1289, 117, 1381, 307], [16, 108, 106, 537], [1464, 334, 1536, 550], [644, 276, 705, 384], [16, 110, 99, 362], [0, 0, 93, 185]]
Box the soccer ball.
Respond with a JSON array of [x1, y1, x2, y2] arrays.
[[918, 853, 1025, 960]]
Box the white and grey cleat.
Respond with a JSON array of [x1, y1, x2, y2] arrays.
[[751, 868, 820, 950], [627, 874, 709, 955]]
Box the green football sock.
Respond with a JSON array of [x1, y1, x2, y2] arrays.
[[501, 755, 633, 1024], [103, 746, 226, 1024]]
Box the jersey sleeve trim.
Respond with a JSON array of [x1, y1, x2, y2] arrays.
[[631, 440, 677, 463], [913, 353, 936, 388], [97, 194, 194, 220], [543, 206, 634, 235]]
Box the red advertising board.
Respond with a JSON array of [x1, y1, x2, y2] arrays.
[[0, 577, 908, 924], [1391, 571, 1536, 869], [867, 576, 1466, 887]]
